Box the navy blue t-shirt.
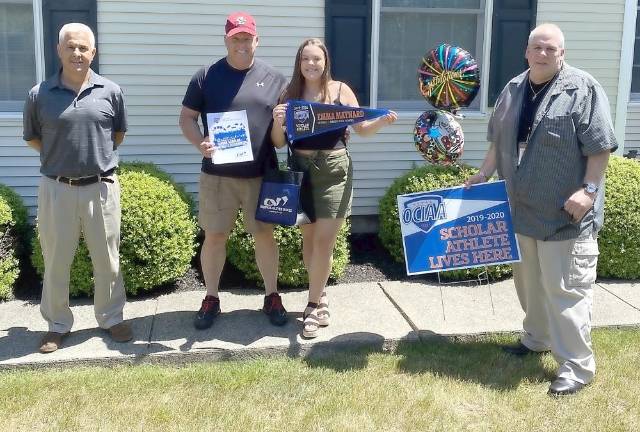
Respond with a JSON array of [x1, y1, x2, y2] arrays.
[[182, 58, 287, 177]]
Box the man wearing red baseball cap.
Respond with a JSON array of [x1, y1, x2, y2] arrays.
[[225, 12, 257, 37], [179, 12, 288, 330]]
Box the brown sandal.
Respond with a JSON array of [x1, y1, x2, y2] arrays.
[[317, 292, 330, 326], [302, 306, 320, 338]]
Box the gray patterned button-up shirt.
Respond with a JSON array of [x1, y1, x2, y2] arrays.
[[488, 65, 618, 241]]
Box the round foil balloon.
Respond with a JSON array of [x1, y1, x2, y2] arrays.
[[414, 110, 464, 165], [418, 44, 480, 110]]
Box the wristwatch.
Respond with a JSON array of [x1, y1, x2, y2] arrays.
[[583, 183, 598, 195]]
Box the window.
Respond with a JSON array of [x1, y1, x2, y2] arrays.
[[0, 0, 37, 112], [0, 0, 97, 113], [326, 0, 536, 111], [376, 0, 486, 110], [632, 0, 640, 98]]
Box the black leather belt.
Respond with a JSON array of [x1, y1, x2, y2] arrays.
[[46, 169, 115, 186]]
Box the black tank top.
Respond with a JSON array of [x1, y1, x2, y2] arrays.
[[288, 83, 347, 150]]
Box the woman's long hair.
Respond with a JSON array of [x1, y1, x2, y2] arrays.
[[281, 38, 332, 103]]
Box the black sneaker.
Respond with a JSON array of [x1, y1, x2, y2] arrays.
[[263, 292, 288, 326], [194, 295, 220, 330]]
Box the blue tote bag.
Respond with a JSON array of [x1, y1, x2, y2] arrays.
[[255, 163, 304, 226]]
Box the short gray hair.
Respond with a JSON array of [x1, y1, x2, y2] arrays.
[[528, 23, 565, 49], [58, 23, 95, 48]]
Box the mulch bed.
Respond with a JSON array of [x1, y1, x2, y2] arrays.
[[11, 233, 434, 301]]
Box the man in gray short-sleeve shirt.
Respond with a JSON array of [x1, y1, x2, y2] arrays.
[[23, 23, 132, 353], [466, 24, 617, 396]]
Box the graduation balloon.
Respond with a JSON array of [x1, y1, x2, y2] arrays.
[[414, 110, 464, 166], [418, 44, 480, 110]]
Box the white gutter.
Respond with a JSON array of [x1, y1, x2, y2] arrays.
[[370, 0, 380, 108], [614, 0, 637, 155]]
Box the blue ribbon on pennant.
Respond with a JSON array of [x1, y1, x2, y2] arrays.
[[285, 100, 390, 142]]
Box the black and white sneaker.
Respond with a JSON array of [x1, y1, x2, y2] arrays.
[[194, 295, 221, 330], [263, 293, 288, 326]]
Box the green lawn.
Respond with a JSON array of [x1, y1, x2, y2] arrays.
[[1, 328, 639, 432]]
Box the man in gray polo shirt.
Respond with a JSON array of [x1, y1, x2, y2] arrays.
[[466, 23, 617, 396], [23, 23, 132, 353]]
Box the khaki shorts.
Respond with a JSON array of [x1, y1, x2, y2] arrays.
[[198, 173, 273, 234]]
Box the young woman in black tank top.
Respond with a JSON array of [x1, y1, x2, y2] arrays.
[[271, 38, 397, 338]]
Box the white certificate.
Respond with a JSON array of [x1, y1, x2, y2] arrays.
[[206, 110, 254, 165]]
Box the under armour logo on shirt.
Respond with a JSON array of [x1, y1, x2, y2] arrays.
[[236, 16, 246, 25], [256, 82, 264, 87]]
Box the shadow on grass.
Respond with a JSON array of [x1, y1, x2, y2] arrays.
[[394, 336, 554, 390], [303, 332, 386, 371], [302, 334, 554, 391]]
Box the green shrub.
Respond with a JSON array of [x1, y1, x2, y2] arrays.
[[378, 164, 512, 281], [0, 255, 19, 300], [0, 184, 28, 300], [0, 199, 19, 300], [227, 213, 350, 287], [0, 184, 29, 256], [598, 156, 640, 279], [118, 161, 197, 216], [33, 239, 94, 297], [32, 163, 198, 296]]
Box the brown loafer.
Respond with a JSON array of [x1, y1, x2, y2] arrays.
[[108, 322, 133, 343], [39, 331, 68, 354]]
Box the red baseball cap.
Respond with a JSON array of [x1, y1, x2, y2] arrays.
[[225, 12, 257, 37]]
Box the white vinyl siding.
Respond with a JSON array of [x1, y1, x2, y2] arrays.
[[625, 0, 640, 154], [0, 0, 629, 220], [351, 0, 626, 216], [0, 117, 39, 211], [347, 114, 491, 215], [625, 104, 640, 153], [536, 0, 625, 118], [99, 0, 324, 215], [0, 0, 323, 217]]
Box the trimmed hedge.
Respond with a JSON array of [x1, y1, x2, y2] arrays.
[[32, 162, 198, 296], [227, 213, 350, 287], [0, 184, 29, 255], [0, 254, 19, 300], [32, 239, 93, 297], [0, 184, 28, 300], [120, 161, 197, 217], [378, 164, 513, 281], [598, 156, 640, 279], [0, 199, 18, 300]]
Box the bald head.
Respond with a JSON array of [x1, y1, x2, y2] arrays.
[[525, 23, 565, 83], [528, 23, 565, 49]]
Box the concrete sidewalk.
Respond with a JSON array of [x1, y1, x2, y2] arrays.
[[1, 279, 639, 369]]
